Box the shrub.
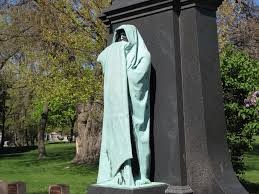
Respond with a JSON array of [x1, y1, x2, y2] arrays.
[[220, 45, 259, 175]]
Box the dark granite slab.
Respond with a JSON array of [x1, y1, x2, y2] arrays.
[[88, 183, 168, 194]]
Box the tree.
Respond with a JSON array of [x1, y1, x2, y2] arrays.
[[0, 0, 110, 160], [220, 45, 259, 175], [37, 103, 48, 159], [217, 0, 259, 175], [0, 56, 38, 148], [27, 0, 110, 162], [0, 1, 40, 148], [72, 101, 102, 164], [217, 0, 259, 58], [0, 76, 8, 148]]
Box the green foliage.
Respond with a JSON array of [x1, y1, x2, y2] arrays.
[[220, 45, 259, 175], [0, 0, 110, 140], [24, 0, 107, 132]]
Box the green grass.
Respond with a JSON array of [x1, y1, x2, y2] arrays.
[[242, 136, 259, 194], [0, 143, 98, 194], [1, 137, 259, 194]]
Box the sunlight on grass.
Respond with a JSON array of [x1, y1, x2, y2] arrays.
[[0, 144, 98, 194], [243, 136, 259, 182], [242, 136, 259, 194], [1, 137, 259, 194]]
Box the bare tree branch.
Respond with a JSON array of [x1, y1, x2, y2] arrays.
[[0, 49, 20, 70]]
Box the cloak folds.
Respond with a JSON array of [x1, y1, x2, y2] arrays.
[[97, 25, 151, 186]]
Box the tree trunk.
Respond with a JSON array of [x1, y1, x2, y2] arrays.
[[0, 93, 6, 148], [37, 103, 48, 159], [25, 128, 29, 146], [70, 118, 75, 143], [0, 117, 5, 148], [72, 100, 102, 164], [72, 64, 103, 164]]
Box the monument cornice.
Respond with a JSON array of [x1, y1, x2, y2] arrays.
[[180, 0, 223, 11], [100, 0, 175, 26], [100, 0, 223, 26]]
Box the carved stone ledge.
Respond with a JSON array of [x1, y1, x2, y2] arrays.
[[180, 0, 223, 11], [101, 0, 175, 26], [165, 185, 193, 194]]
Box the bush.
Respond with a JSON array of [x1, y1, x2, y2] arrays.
[[220, 45, 259, 175]]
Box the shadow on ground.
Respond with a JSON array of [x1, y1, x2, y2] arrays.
[[250, 143, 259, 155], [241, 179, 259, 194], [0, 146, 37, 155]]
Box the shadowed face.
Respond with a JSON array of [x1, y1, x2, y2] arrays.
[[115, 29, 128, 42]]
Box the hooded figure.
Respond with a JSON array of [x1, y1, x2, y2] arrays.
[[97, 25, 151, 187]]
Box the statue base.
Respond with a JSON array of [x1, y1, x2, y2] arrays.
[[88, 183, 168, 194], [165, 185, 193, 194]]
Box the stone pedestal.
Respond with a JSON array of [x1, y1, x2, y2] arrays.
[[49, 184, 70, 194], [89, 183, 168, 194], [0, 180, 8, 194], [165, 185, 193, 194], [94, 0, 249, 194], [8, 182, 26, 194]]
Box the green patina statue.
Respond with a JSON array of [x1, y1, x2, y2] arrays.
[[97, 24, 151, 187]]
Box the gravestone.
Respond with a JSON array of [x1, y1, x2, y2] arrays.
[[0, 180, 8, 194], [3, 141, 9, 147], [89, 0, 249, 194], [7, 182, 26, 194], [49, 184, 70, 194]]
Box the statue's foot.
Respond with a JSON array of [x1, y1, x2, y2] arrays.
[[135, 178, 151, 186]]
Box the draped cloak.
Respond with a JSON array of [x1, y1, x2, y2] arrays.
[[97, 25, 151, 186]]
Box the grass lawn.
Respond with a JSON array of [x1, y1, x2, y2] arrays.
[[0, 143, 98, 194], [1, 137, 259, 194], [242, 136, 259, 194]]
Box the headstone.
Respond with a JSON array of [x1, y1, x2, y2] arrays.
[[49, 184, 70, 194], [8, 182, 26, 194], [3, 141, 9, 147], [62, 136, 69, 142], [0, 132, 2, 144], [0, 180, 8, 194], [49, 132, 60, 142], [89, 0, 249, 194]]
